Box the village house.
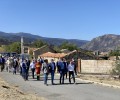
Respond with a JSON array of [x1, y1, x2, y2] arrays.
[[39, 50, 96, 63], [40, 52, 66, 62], [33, 45, 57, 59]]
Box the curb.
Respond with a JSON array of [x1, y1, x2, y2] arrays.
[[56, 73, 120, 89], [76, 77, 120, 89]]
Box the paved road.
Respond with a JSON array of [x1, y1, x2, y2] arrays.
[[0, 71, 120, 100]]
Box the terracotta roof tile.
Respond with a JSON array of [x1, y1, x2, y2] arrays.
[[40, 52, 67, 58]]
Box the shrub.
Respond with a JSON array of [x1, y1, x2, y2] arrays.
[[111, 60, 120, 79]]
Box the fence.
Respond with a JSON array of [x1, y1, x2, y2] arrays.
[[78, 59, 115, 74]]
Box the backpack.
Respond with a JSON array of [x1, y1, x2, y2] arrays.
[[43, 63, 49, 73], [22, 63, 27, 68]]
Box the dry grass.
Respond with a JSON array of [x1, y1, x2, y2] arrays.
[[0, 77, 46, 100], [79, 74, 120, 87]]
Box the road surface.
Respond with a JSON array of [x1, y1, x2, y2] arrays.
[[0, 71, 120, 100]]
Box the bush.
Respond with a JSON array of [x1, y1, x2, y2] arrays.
[[111, 60, 120, 79]]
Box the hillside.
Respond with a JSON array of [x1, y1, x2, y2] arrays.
[[0, 31, 88, 47], [82, 34, 120, 51]]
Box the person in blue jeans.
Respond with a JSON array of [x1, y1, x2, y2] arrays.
[[58, 58, 65, 84], [42, 59, 49, 86], [13, 58, 18, 75], [30, 60, 36, 79], [21, 59, 28, 81], [49, 59, 56, 85]]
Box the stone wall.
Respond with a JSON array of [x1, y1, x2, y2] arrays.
[[78, 60, 115, 74]]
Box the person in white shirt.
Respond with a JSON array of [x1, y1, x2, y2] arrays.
[[6, 58, 11, 72], [42, 59, 49, 86], [30, 60, 36, 79], [68, 61, 76, 84]]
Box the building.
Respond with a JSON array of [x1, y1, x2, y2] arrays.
[[33, 45, 57, 59], [40, 52, 66, 62], [39, 50, 96, 62]]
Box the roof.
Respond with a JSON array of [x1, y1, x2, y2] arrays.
[[33, 45, 47, 52], [39, 50, 77, 58], [40, 52, 67, 58], [29, 47, 38, 51], [33, 45, 56, 52]]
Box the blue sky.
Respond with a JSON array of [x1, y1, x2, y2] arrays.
[[0, 0, 120, 40]]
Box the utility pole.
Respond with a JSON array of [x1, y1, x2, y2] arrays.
[[21, 36, 24, 54]]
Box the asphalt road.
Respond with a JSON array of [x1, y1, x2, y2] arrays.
[[0, 71, 120, 100]]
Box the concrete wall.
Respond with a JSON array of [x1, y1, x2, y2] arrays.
[[80, 60, 115, 74]]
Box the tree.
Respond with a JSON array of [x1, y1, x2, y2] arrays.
[[32, 40, 47, 48], [3, 42, 21, 53], [109, 46, 120, 56], [60, 41, 78, 51], [111, 60, 120, 79], [53, 46, 61, 53], [109, 50, 120, 56]]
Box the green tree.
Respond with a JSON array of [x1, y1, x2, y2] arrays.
[[53, 46, 61, 53], [109, 50, 120, 56], [3, 42, 21, 53], [60, 41, 77, 51], [111, 60, 120, 79], [32, 40, 47, 48], [109, 46, 120, 56]]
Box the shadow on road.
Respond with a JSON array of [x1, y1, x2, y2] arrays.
[[48, 82, 93, 86]]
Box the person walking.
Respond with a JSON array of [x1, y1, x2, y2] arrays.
[[63, 58, 68, 79], [6, 57, 11, 72], [35, 59, 42, 80], [58, 58, 65, 84], [72, 58, 77, 76], [68, 61, 76, 84], [0, 56, 5, 72], [42, 59, 49, 86], [26, 59, 30, 76], [49, 59, 56, 85], [21, 59, 28, 81], [13, 58, 18, 74], [30, 60, 36, 79]]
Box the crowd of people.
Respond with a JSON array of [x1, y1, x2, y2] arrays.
[[0, 55, 77, 86]]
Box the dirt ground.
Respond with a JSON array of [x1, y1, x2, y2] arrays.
[[79, 74, 120, 87], [0, 77, 46, 100]]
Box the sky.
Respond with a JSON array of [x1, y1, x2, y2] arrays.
[[0, 0, 120, 40]]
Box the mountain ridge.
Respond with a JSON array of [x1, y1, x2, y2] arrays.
[[1, 31, 120, 52], [0, 31, 88, 47], [82, 34, 120, 51]]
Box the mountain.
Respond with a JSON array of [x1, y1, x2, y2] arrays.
[[0, 31, 88, 47], [1, 31, 120, 52], [82, 34, 120, 51]]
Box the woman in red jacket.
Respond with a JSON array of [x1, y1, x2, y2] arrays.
[[35, 60, 42, 80]]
